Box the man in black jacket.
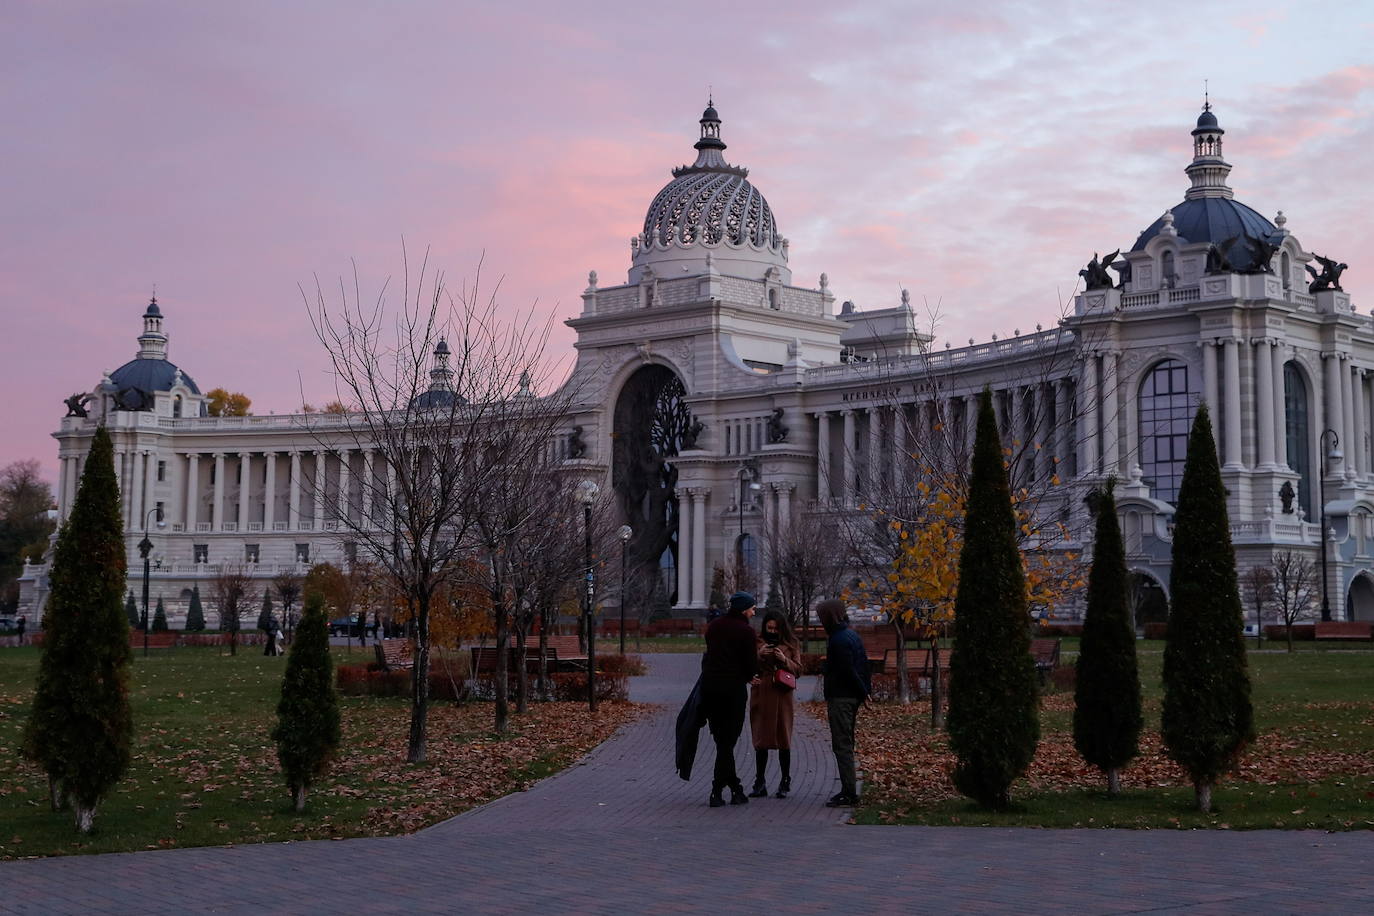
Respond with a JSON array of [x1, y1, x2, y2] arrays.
[[817, 599, 869, 806], [700, 591, 758, 807]]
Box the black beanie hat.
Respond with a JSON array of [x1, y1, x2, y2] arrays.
[[728, 592, 756, 613]]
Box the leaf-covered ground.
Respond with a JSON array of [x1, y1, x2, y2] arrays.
[[810, 648, 1374, 829], [0, 646, 638, 858]]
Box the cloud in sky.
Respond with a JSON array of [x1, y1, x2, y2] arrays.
[[2, 0, 1372, 478]]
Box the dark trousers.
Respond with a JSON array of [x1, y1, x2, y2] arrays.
[[703, 681, 747, 792], [827, 697, 861, 796]]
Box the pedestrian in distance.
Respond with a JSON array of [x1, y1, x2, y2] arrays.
[[264, 615, 280, 656], [817, 599, 870, 807], [700, 591, 759, 807], [16, 615, 26, 645], [749, 610, 802, 799]]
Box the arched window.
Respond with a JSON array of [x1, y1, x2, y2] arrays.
[[1161, 251, 1176, 289], [1138, 359, 1196, 504], [768, 288, 780, 310], [735, 533, 758, 587], [1284, 362, 1312, 518], [1281, 251, 1292, 290], [172, 395, 182, 418]]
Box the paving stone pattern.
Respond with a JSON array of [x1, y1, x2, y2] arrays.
[[4, 653, 1374, 914]]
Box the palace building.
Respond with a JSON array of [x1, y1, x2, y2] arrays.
[[19, 102, 1370, 625]]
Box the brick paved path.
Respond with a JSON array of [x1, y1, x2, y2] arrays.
[[5, 653, 1374, 914]]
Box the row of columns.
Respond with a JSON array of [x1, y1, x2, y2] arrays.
[[675, 487, 709, 608], [812, 379, 1075, 504]]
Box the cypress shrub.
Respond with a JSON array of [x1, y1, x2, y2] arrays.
[[272, 592, 340, 812], [1162, 403, 1254, 813], [152, 597, 169, 633], [185, 586, 205, 631], [21, 426, 133, 832], [125, 592, 140, 630], [1073, 481, 1142, 795], [258, 590, 274, 632], [945, 388, 1039, 810]]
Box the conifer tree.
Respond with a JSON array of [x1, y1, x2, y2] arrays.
[[152, 597, 169, 632], [1162, 403, 1254, 813], [21, 426, 133, 832], [185, 585, 206, 631], [272, 592, 340, 812], [1073, 481, 1142, 795], [125, 592, 140, 629], [945, 389, 1039, 810]]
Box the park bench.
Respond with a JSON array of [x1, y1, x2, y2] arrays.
[[1031, 638, 1061, 684], [374, 638, 414, 671], [883, 646, 944, 676], [537, 634, 587, 670], [1314, 622, 1374, 641]]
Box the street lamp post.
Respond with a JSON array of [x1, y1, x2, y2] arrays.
[[617, 524, 633, 655], [1319, 428, 1341, 622], [577, 480, 599, 712], [138, 506, 165, 657]]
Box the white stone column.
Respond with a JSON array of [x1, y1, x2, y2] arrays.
[[1343, 359, 1357, 480], [1054, 379, 1071, 479], [313, 451, 326, 527], [691, 488, 708, 608], [866, 407, 881, 494], [288, 451, 302, 530], [1223, 338, 1244, 470], [1201, 339, 1219, 421], [815, 412, 831, 502], [337, 449, 351, 525], [778, 482, 792, 532], [1102, 352, 1121, 476], [1324, 353, 1345, 477], [237, 452, 251, 529], [896, 404, 912, 494], [841, 409, 856, 506], [676, 489, 691, 608], [185, 453, 199, 530], [1255, 338, 1277, 470], [1354, 370, 1368, 478], [212, 453, 226, 530], [362, 449, 375, 528], [55, 457, 67, 520], [130, 450, 146, 530], [143, 449, 157, 521], [1079, 353, 1100, 476], [1273, 344, 1289, 469], [965, 395, 978, 451], [264, 451, 277, 530]]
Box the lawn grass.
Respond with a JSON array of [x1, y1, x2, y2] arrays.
[[842, 647, 1374, 829], [0, 646, 636, 858]]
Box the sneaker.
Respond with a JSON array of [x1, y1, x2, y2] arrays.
[[825, 792, 859, 807], [728, 785, 750, 805], [709, 790, 725, 808], [774, 777, 791, 799]]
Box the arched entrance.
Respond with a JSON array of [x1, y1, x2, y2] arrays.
[[1129, 570, 1168, 632], [612, 365, 699, 610], [1347, 573, 1374, 621]]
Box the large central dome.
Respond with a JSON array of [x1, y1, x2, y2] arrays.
[[628, 103, 789, 285]]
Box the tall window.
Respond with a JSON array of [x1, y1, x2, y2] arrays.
[[1138, 359, 1196, 504], [1285, 363, 1312, 518]]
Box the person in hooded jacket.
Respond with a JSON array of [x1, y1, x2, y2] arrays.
[[817, 598, 870, 807], [700, 591, 759, 807]]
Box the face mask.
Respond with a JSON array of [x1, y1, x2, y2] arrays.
[[763, 630, 781, 644]]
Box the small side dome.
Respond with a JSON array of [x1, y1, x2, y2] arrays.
[[1195, 108, 1219, 130], [144, 297, 163, 318]]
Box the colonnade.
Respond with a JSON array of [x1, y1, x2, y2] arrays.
[[811, 378, 1075, 505], [673, 480, 796, 609]]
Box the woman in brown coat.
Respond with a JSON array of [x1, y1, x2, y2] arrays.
[[748, 610, 802, 798]]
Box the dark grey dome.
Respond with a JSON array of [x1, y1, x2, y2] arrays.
[[109, 358, 199, 395], [144, 299, 162, 318], [643, 170, 779, 248], [1131, 197, 1276, 267], [1195, 109, 1219, 130], [410, 389, 464, 410]]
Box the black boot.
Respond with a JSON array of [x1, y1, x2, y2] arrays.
[[709, 789, 725, 808], [749, 778, 768, 798], [728, 784, 750, 805], [774, 776, 791, 799]]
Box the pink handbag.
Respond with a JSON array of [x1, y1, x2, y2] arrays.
[[775, 669, 797, 690]]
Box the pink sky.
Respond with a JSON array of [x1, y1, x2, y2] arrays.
[[4, 1, 1373, 482]]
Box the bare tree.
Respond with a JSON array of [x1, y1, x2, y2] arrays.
[[1270, 550, 1319, 652], [211, 564, 254, 656], [272, 571, 303, 640], [1241, 565, 1274, 648], [303, 250, 576, 761], [764, 501, 845, 652]]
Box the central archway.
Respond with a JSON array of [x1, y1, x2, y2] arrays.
[[1348, 573, 1374, 621], [612, 365, 698, 609]]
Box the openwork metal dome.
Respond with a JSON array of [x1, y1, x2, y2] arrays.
[[641, 105, 781, 250]]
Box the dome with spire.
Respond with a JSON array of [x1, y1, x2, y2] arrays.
[[1130, 104, 1276, 270], [629, 102, 790, 285], [108, 297, 199, 407]]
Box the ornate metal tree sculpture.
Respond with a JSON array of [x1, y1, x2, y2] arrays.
[[613, 366, 698, 606]]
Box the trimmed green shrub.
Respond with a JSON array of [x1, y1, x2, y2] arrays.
[[945, 388, 1039, 810], [151, 597, 169, 633], [185, 586, 205, 632], [125, 592, 140, 629], [21, 426, 133, 832], [1073, 482, 1142, 795], [272, 592, 340, 812], [1162, 403, 1254, 813]]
